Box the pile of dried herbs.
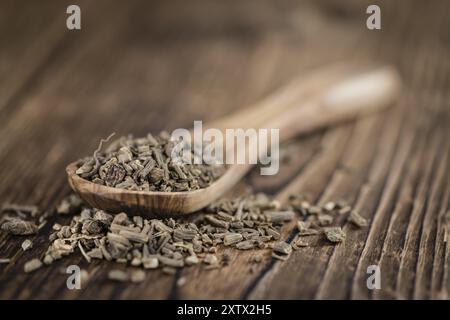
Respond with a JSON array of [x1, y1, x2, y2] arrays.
[[75, 132, 226, 192], [0, 193, 369, 282]]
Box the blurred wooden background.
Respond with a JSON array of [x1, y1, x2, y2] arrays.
[[0, 0, 449, 299]]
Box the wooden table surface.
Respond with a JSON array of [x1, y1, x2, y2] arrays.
[[0, 0, 449, 299]]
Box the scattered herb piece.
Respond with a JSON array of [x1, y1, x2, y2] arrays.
[[56, 194, 83, 215], [21, 239, 33, 251], [273, 241, 292, 255], [177, 276, 187, 287], [130, 269, 146, 283], [1, 218, 38, 235], [324, 227, 346, 243], [24, 258, 42, 273], [347, 210, 369, 227], [108, 269, 129, 282]]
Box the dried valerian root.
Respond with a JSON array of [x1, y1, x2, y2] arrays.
[[21, 239, 33, 251], [272, 241, 292, 260], [130, 269, 146, 283], [22, 192, 367, 280], [176, 276, 187, 287], [203, 254, 219, 269], [288, 197, 370, 245], [56, 194, 83, 215], [79, 269, 90, 286], [324, 227, 346, 243], [0, 203, 48, 235], [24, 258, 43, 273], [33, 193, 295, 276], [292, 236, 309, 250], [162, 267, 177, 275], [347, 210, 369, 227], [1, 218, 38, 235], [0, 204, 39, 235], [273, 241, 292, 255], [108, 269, 129, 282], [75, 131, 226, 192]]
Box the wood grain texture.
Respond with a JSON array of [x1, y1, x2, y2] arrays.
[[0, 0, 449, 299]]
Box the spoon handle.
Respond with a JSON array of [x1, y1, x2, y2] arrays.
[[205, 63, 362, 132], [265, 66, 401, 142], [220, 66, 401, 184]]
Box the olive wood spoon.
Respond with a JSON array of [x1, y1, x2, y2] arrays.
[[66, 65, 401, 216]]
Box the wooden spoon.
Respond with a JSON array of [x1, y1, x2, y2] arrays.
[[66, 65, 401, 216]]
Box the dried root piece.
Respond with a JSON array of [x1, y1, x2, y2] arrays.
[[347, 210, 369, 227], [108, 269, 129, 282], [130, 269, 146, 283], [185, 255, 199, 266], [22, 192, 366, 276], [24, 258, 42, 273], [292, 238, 309, 250], [177, 276, 187, 287], [203, 254, 218, 265], [272, 241, 292, 256], [223, 233, 243, 246], [21, 239, 33, 251], [272, 252, 289, 261], [265, 211, 295, 224], [324, 227, 346, 243], [162, 267, 177, 275], [56, 194, 83, 215], [236, 240, 255, 250], [75, 131, 226, 192], [1, 218, 38, 235]]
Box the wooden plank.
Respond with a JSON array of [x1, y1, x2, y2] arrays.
[[0, 0, 291, 299], [171, 2, 377, 297], [247, 126, 353, 299], [0, 1, 185, 299], [414, 139, 449, 299], [0, 0, 96, 116], [316, 107, 406, 299], [249, 0, 450, 300], [430, 168, 450, 299], [0, 0, 449, 299]]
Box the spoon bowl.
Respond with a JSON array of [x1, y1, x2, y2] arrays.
[[66, 161, 250, 216]]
